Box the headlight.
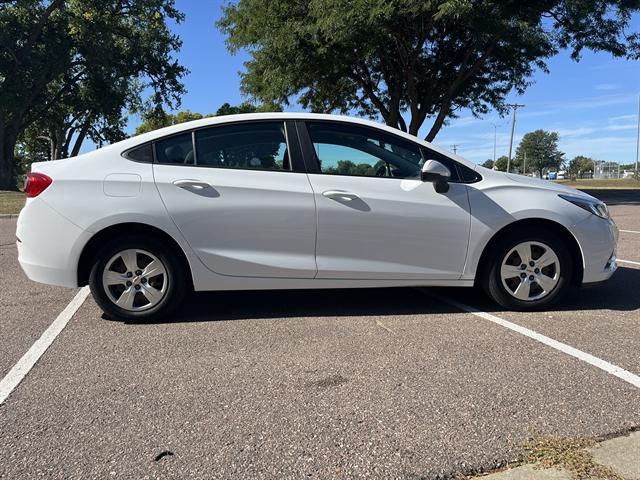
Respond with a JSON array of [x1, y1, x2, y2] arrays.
[[558, 194, 609, 219]]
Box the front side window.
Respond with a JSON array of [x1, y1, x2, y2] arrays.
[[307, 122, 423, 178], [155, 133, 194, 165], [195, 122, 289, 171]]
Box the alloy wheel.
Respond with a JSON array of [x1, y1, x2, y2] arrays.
[[500, 241, 560, 302], [102, 249, 168, 311]]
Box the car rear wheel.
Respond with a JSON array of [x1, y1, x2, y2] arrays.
[[89, 236, 187, 321], [484, 229, 573, 310]]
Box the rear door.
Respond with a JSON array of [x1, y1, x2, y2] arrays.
[[153, 120, 317, 278], [299, 120, 472, 280]]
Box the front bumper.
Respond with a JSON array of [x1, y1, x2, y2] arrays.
[[571, 214, 618, 285], [17, 198, 90, 288]]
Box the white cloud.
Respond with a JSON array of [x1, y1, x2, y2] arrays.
[[594, 83, 619, 91], [552, 93, 636, 110], [559, 135, 637, 163], [608, 113, 637, 124]]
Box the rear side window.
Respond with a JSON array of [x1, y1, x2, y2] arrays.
[[123, 143, 153, 163], [155, 133, 194, 165], [194, 122, 290, 171]]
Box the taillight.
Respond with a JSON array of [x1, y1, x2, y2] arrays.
[[24, 172, 53, 198]]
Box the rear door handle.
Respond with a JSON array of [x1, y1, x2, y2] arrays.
[[173, 179, 211, 191], [322, 190, 360, 201]]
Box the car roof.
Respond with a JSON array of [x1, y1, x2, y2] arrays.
[[105, 112, 478, 170]]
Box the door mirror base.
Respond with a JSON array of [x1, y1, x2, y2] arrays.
[[434, 179, 450, 193]]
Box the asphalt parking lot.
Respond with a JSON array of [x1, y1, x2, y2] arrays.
[[0, 195, 638, 479]]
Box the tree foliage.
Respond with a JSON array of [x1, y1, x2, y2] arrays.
[[481, 159, 494, 169], [215, 101, 281, 116], [135, 109, 205, 135], [134, 102, 282, 135], [0, 0, 187, 189], [514, 130, 564, 177], [494, 155, 509, 172], [568, 155, 595, 178], [219, 0, 640, 141]]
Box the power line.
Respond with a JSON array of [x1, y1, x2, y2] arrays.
[[506, 103, 525, 173]]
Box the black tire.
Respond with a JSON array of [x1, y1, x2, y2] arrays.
[[89, 235, 188, 321], [483, 228, 573, 311]]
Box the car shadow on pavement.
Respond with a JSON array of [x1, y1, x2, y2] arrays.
[[106, 266, 639, 324], [439, 266, 640, 314]]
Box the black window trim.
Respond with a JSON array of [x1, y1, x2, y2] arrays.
[[121, 117, 482, 183], [121, 119, 307, 173]]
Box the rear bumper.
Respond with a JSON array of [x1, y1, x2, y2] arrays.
[[17, 198, 89, 288], [572, 215, 618, 285]]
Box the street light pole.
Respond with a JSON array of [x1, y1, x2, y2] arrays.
[[635, 95, 640, 180], [490, 122, 498, 162], [506, 103, 525, 173], [36, 135, 54, 161]]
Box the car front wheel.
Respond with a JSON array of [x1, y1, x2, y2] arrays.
[[89, 236, 187, 321], [484, 229, 573, 311]]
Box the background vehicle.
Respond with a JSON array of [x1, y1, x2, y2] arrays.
[[17, 113, 618, 320]]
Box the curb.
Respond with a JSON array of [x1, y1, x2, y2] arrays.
[[0, 214, 19, 219]]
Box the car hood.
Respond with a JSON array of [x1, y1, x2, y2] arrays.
[[503, 173, 600, 202]]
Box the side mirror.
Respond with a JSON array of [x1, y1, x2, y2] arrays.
[[421, 160, 451, 193]]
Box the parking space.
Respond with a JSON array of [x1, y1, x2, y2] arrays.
[[0, 219, 78, 378], [0, 199, 638, 479]]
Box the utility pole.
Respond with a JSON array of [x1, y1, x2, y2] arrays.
[[523, 152, 527, 175], [506, 103, 525, 173], [451, 144, 459, 155]]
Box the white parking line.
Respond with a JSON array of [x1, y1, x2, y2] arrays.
[[618, 259, 640, 266], [0, 286, 90, 405], [428, 292, 640, 389], [620, 229, 640, 234]]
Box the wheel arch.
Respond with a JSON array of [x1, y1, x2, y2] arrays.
[[474, 218, 584, 287], [77, 222, 194, 288]]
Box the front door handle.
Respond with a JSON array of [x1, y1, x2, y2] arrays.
[[322, 190, 360, 201], [173, 179, 211, 191]]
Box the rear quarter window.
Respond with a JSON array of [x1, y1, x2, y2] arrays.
[[123, 143, 153, 163]]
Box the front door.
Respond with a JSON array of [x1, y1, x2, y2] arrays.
[[301, 121, 471, 280], [153, 121, 317, 278]]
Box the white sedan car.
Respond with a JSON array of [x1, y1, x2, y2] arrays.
[[17, 113, 618, 320]]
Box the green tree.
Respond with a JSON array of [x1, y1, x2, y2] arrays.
[[134, 102, 282, 135], [0, 1, 186, 190], [514, 130, 564, 178], [219, 0, 639, 142], [494, 155, 508, 172], [215, 101, 281, 116], [481, 159, 494, 169], [135, 108, 205, 135], [568, 155, 595, 179]]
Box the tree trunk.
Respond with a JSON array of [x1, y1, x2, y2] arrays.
[[424, 100, 451, 142], [0, 134, 18, 191], [70, 120, 91, 157]]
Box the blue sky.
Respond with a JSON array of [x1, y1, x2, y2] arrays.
[[125, 1, 640, 166]]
